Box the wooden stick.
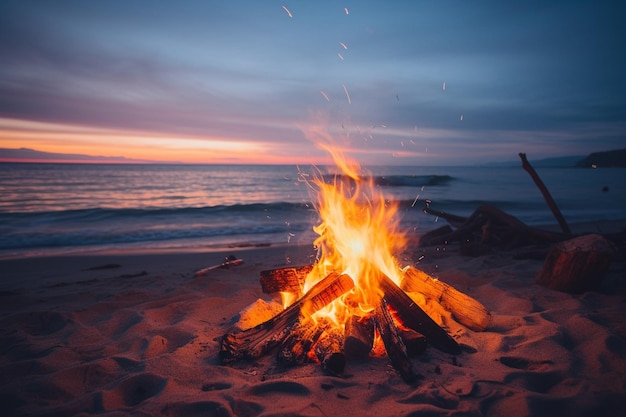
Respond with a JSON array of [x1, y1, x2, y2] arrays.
[[220, 272, 354, 363], [377, 271, 461, 355], [402, 267, 491, 331], [519, 152, 571, 235], [373, 299, 417, 383]]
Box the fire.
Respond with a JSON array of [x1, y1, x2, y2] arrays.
[[300, 144, 407, 329]]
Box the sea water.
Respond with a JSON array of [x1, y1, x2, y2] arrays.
[[1, 163, 624, 259]]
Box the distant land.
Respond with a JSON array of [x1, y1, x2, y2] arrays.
[[575, 149, 626, 168], [0, 148, 166, 164], [0, 147, 624, 167], [484, 149, 626, 168]]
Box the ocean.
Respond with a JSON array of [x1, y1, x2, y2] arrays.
[[1, 163, 625, 259]]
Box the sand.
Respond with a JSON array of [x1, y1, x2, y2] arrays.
[[1, 229, 625, 417]]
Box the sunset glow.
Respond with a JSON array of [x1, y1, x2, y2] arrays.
[[0, 2, 623, 165]]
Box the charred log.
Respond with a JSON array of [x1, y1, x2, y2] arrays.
[[220, 272, 354, 363], [314, 327, 346, 375], [344, 315, 374, 359], [277, 318, 330, 366], [399, 329, 427, 357], [373, 299, 417, 383], [377, 271, 461, 355]]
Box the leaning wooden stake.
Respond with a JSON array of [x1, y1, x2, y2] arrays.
[[402, 267, 491, 331], [373, 298, 417, 383], [377, 271, 461, 355], [519, 152, 571, 235], [220, 272, 354, 362]]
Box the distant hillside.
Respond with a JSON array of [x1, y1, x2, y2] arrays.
[[0, 148, 159, 164], [575, 149, 626, 168]]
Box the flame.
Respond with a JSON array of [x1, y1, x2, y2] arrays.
[[303, 134, 407, 329]]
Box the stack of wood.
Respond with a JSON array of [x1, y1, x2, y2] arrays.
[[220, 265, 491, 383]]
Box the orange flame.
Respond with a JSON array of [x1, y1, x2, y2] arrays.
[[303, 128, 407, 329]]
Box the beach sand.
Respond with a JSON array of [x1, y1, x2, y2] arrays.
[[1, 226, 625, 417]]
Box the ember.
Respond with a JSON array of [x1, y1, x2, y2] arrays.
[[219, 143, 491, 382]]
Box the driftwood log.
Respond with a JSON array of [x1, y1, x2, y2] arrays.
[[402, 267, 491, 331], [535, 234, 616, 293], [220, 272, 354, 362], [421, 205, 568, 251]]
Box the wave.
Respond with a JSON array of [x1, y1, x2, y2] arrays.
[[0, 202, 318, 251], [322, 174, 454, 187]]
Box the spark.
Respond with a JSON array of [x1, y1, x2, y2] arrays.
[[409, 139, 416, 145], [339, 42, 348, 49], [342, 84, 351, 104], [338, 52, 344, 60], [344, 7, 349, 15], [282, 5, 292, 17], [460, 114, 464, 121], [320, 90, 330, 101], [400, 140, 405, 147], [442, 82, 446, 91], [411, 194, 420, 207]]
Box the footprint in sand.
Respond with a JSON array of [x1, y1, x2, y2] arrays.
[[99, 372, 167, 409]]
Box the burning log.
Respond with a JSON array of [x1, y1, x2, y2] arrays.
[[377, 271, 461, 355], [401, 267, 491, 331], [344, 315, 374, 359], [220, 272, 354, 363], [314, 327, 346, 375], [260, 265, 313, 297], [373, 299, 417, 383], [277, 317, 330, 366]]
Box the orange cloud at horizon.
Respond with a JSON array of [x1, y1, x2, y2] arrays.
[[0, 118, 331, 165]]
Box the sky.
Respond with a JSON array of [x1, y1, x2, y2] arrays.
[[0, 0, 624, 165]]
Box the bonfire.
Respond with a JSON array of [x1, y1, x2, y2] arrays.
[[219, 146, 491, 383]]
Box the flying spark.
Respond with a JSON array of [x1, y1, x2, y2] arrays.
[[338, 53, 344, 60], [460, 114, 464, 121], [411, 194, 420, 207], [339, 42, 348, 49], [343, 84, 351, 104], [320, 90, 330, 101], [344, 7, 349, 15], [442, 82, 446, 91], [282, 5, 292, 17]]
